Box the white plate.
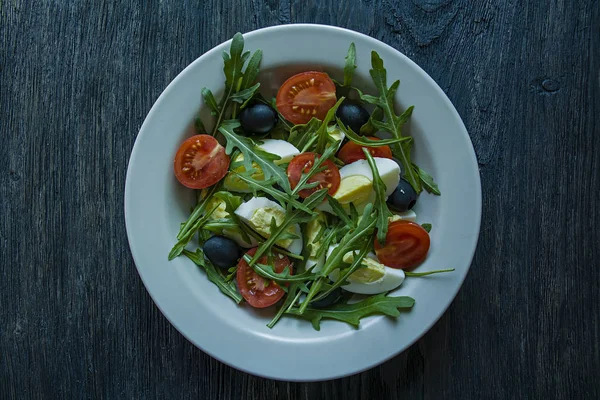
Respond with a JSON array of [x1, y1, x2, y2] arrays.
[[125, 24, 481, 381]]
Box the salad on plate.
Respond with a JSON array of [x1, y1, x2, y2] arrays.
[[169, 33, 452, 330]]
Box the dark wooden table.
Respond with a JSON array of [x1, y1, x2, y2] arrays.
[[2, 1, 599, 398]]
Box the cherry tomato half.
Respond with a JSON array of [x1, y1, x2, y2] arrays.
[[275, 71, 337, 125], [236, 248, 293, 308], [173, 135, 230, 189], [337, 137, 393, 164], [287, 152, 341, 198], [374, 220, 431, 269]]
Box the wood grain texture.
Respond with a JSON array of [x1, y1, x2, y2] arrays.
[[1, 0, 598, 398]]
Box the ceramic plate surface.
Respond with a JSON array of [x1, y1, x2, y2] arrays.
[[125, 24, 481, 381]]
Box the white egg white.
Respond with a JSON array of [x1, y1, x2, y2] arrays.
[[326, 245, 405, 295], [234, 197, 303, 254], [258, 139, 300, 164], [337, 157, 400, 198], [390, 209, 417, 222]]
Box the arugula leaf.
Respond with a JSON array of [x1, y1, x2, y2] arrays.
[[359, 107, 383, 135], [421, 223, 432, 233], [202, 218, 240, 232], [201, 88, 220, 115], [231, 172, 314, 214], [183, 249, 243, 304], [177, 184, 221, 240], [311, 242, 370, 302], [299, 204, 377, 313], [288, 118, 321, 151], [413, 164, 441, 195], [336, 118, 409, 146], [213, 191, 251, 243], [240, 49, 263, 92], [169, 203, 219, 260], [360, 51, 422, 192], [291, 144, 338, 197], [247, 260, 317, 283], [287, 293, 415, 330], [363, 149, 393, 245], [222, 32, 246, 90], [405, 268, 455, 277], [229, 82, 261, 105], [249, 189, 329, 266], [343, 42, 356, 87], [268, 283, 301, 329], [201, 32, 263, 134], [314, 221, 347, 260], [325, 195, 354, 228], [194, 115, 208, 134], [219, 120, 292, 192], [314, 97, 345, 154]]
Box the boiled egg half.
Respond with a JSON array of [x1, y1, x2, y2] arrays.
[[326, 245, 405, 294], [234, 197, 303, 255]]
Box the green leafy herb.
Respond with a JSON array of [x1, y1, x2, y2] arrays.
[[177, 184, 220, 240], [421, 223, 432, 233], [229, 82, 261, 106], [248, 260, 317, 283], [202, 219, 240, 232], [225, 266, 237, 282], [314, 221, 347, 260], [314, 97, 345, 154], [183, 249, 243, 304], [343, 42, 356, 87], [336, 118, 408, 146], [213, 191, 251, 243], [268, 283, 302, 329], [359, 107, 383, 135], [360, 51, 424, 192], [201, 33, 263, 134], [232, 173, 314, 214], [249, 189, 329, 266], [169, 203, 219, 260], [291, 145, 338, 197], [363, 149, 393, 245], [311, 243, 371, 302], [325, 195, 354, 228], [288, 118, 321, 151], [300, 204, 377, 313], [413, 164, 441, 195], [287, 293, 415, 330], [219, 120, 292, 192], [405, 268, 455, 277], [194, 115, 207, 134]]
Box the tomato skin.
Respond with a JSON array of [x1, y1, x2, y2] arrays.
[[276, 71, 337, 125], [174, 135, 229, 189], [374, 220, 430, 269], [338, 137, 393, 164], [236, 248, 293, 308], [287, 152, 341, 198]]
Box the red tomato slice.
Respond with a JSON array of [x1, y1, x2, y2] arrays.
[[338, 137, 393, 164], [173, 135, 229, 189], [374, 220, 431, 269], [287, 152, 341, 199], [236, 248, 293, 308], [275, 71, 337, 125]]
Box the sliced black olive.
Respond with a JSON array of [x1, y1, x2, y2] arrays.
[[336, 100, 370, 133], [387, 178, 418, 212], [239, 103, 278, 135], [202, 235, 242, 269]]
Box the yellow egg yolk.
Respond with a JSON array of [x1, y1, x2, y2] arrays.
[[333, 175, 372, 205], [249, 207, 295, 248]]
